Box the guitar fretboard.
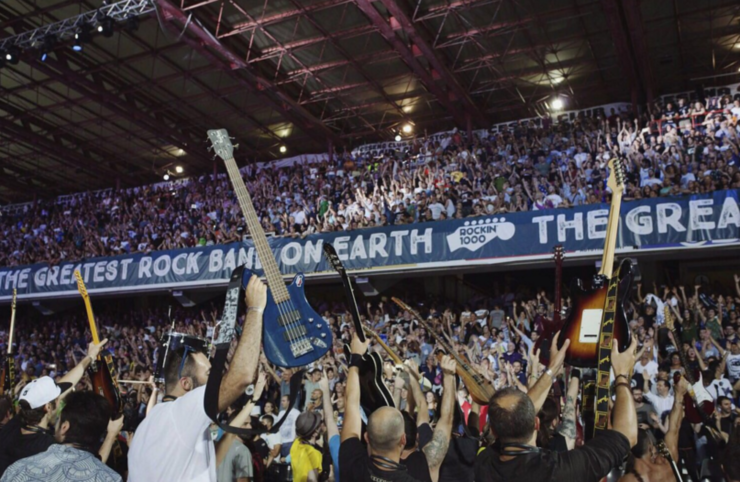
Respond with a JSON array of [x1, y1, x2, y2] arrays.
[[222, 157, 290, 303]]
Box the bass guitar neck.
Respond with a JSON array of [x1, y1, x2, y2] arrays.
[[1, 290, 17, 396]]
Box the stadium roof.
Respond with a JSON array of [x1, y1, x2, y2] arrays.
[[0, 0, 739, 202]]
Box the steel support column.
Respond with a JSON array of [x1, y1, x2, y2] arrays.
[[600, 0, 643, 108], [355, 0, 469, 128], [621, 0, 655, 104], [377, 0, 487, 126]]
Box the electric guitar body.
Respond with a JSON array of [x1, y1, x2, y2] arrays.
[[256, 271, 332, 368], [558, 261, 633, 368], [324, 243, 394, 412]]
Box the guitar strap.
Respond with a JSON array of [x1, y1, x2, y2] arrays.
[[204, 265, 305, 436], [593, 263, 622, 437]]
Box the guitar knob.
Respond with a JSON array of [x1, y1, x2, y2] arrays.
[[321, 333, 326, 338], [308, 318, 314, 323], [317, 324, 323, 329]]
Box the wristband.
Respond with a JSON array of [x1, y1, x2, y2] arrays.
[[614, 382, 631, 390], [247, 307, 264, 314], [349, 354, 364, 368], [615, 374, 631, 381], [544, 368, 554, 379]]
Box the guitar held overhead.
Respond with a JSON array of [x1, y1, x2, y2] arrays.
[[208, 128, 332, 368], [323, 243, 394, 412], [533, 245, 565, 365], [557, 158, 633, 368], [392, 297, 494, 405], [74, 271, 123, 415], [0, 289, 17, 396]]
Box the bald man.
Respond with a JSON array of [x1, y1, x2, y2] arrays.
[[340, 334, 427, 482], [474, 334, 639, 482]]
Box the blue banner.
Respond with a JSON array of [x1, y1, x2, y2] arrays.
[[1, 189, 739, 300]]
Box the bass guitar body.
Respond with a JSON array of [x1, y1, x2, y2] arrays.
[[558, 260, 633, 368], [89, 355, 123, 414], [250, 271, 332, 368], [343, 345, 395, 412], [674, 371, 714, 423]]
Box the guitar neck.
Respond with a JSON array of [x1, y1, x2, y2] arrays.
[[83, 296, 101, 345], [365, 328, 403, 365], [222, 156, 289, 303], [599, 190, 622, 278], [553, 255, 562, 323], [7, 290, 16, 355]]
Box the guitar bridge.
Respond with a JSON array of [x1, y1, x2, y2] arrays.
[[290, 340, 314, 358]]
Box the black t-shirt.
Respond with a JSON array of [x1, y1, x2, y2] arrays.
[[473, 430, 630, 482], [339, 438, 423, 482], [0, 418, 56, 476], [439, 436, 478, 482]]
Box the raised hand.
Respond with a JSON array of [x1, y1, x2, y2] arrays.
[[87, 338, 108, 360], [440, 355, 457, 376], [244, 275, 267, 310], [403, 359, 421, 379], [547, 331, 570, 377], [611, 335, 638, 377], [349, 333, 369, 356]]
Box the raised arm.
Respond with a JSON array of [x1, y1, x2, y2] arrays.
[[557, 372, 580, 450], [319, 370, 338, 441], [423, 356, 456, 482], [404, 360, 429, 426], [610, 336, 639, 447], [218, 276, 266, 412], [341, 334, 369, 442], [99, 415, 124, 464], [665, 377, 687, 461], [528, 332, 570, 413], [59, 339, 107, 387]]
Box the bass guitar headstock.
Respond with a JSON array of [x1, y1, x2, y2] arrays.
[[656, 441, 671, 459], [323, 243, 345, 275], [207, 129, 235, 161], [607, 158, 625, 195]]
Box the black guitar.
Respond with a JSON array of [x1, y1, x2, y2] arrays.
[[323, 243, 394, 412]]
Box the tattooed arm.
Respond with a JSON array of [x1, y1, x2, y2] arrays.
[[556, 373, 579, 450], [423, 356, 456, 482]]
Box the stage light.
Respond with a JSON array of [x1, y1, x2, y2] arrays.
[[163, 173, 170, 181], [5, 46, 20, 65], [72, 39, 83, 52], [395, 135, 402, 142], [40, 35, 57, 62], [97, 17, 114, 38], [402, 123, 413, 134], [279, 145, 287, 153], [75, 24, 93, 44], [175, 165, 184, 174], [551, 97, 564, 111]]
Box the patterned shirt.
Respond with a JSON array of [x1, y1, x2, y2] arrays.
[[0, 444, 121, 482]]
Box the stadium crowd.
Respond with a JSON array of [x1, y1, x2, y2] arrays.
[[1, 95, 739, 268], [1, 271, 740, 481]]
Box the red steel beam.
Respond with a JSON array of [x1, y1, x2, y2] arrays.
[[621, 0, 655, 103], [156, 0, 341, 145], [256, 24, 376, 58], [354, 0, 468, 128], [377, 0, 487, 126], [220, 0, 353, 39], [600, 0, 642, 106]]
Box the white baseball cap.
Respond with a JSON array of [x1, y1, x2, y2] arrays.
[[19, 377, 72, 409]]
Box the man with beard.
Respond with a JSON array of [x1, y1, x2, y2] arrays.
[[128, 276, 266, 482]]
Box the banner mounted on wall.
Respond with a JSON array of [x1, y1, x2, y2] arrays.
[[0, 189, 738, 301]]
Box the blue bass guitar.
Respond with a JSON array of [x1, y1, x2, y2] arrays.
[[209, 129, 332, 367]]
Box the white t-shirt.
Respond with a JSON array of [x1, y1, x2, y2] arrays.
[[128, 386, 215, 482], [428, 202, 444, 220], [277, 408, 301, 446], [261, 432, 282, 450], [633, 360, 658, 378], [644, 392, 674, 418], [726, 353, 740, 381]]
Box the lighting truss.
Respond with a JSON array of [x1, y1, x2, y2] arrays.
[[0, 0, 155, 52]]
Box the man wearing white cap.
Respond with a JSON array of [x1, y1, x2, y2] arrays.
[[0, 338, 108, 476]]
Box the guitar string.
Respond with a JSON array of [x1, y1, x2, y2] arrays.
[[224, 158, 309, 355]]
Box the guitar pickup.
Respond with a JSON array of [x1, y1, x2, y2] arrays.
[[283, 326, 308, 342]]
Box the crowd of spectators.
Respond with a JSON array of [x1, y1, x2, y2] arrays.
[[1, 270, 740, 480], [1, 95, 740, 268]]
